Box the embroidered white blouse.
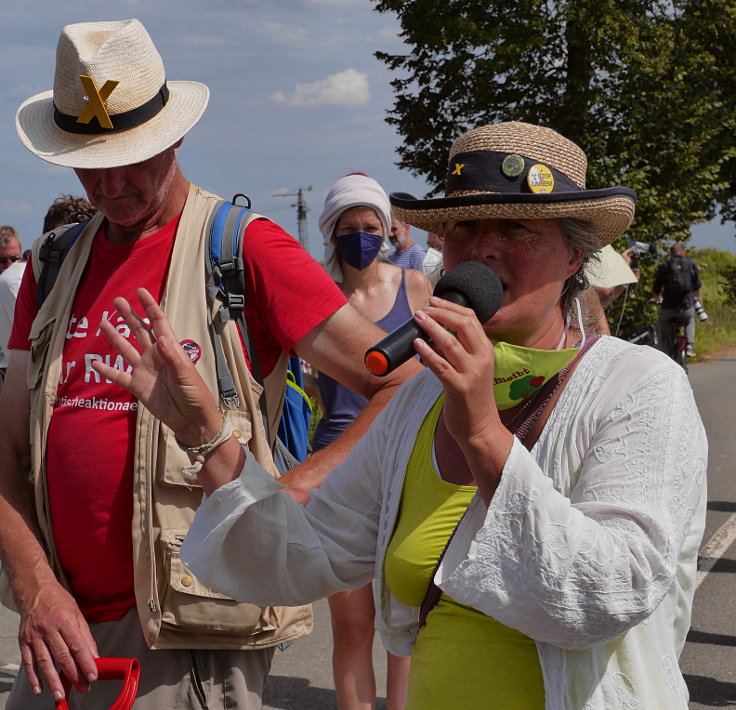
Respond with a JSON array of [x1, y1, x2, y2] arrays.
[[183, 336, 707, 710]]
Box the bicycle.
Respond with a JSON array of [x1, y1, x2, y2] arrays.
[[665, 314, 690, 372], [628, 304, 690, 372]]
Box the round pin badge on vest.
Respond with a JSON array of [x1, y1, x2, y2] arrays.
[[180, 339, 202, 363], [527, 164, 555, 193], [501, 153, 525, 177]]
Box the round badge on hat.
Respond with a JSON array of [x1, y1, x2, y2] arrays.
[[501, 153, 525, 178], [527, 164, 555, 193], [180, 339, 202, 363]]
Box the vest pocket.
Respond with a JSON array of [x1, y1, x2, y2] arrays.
[[159, 530, 280, 635], [156, 411, 252, 488], [27, 316, 56, 390]]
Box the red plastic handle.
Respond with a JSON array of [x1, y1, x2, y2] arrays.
[[55, 657, 140, 710]]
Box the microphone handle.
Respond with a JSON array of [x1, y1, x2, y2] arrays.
[[364, 291, 470, 376]]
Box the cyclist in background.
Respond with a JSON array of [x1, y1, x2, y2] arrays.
[[651, 242, 702, 358]]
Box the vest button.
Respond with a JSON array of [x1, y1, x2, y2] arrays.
[[181, 575, 193, 587]]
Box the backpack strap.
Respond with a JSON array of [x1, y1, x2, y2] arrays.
[[34, 220, 90, 307], [204, 195, 313, 472], [418, 335, 600, 627], [204, 195, 272, 439]]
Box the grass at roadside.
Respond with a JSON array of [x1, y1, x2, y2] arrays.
[[691, 248, 736, 359]]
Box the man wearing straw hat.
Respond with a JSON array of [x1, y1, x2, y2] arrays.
[[0, 18, 418, 709]]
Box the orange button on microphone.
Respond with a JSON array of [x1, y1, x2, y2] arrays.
[[364, 350, 389, 376]]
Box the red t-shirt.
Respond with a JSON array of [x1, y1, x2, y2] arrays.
[[9, 216, 346, 621]]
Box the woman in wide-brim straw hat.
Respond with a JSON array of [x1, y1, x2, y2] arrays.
[[97, 122, 707, 710]]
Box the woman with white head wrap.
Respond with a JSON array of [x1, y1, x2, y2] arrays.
[[314, 173, 431, 710]]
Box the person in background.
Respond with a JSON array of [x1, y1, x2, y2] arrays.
[[311, 173, 430, 710], [652, 242, 702, 358], [1, 199, 95, 393], [0, 227, 25, 389], [586, 244, 638, 335], [422, 231, 443, 286], [387, 218, 426, 270], [42, 193, 96, 232], [0, 227, 22, 275]]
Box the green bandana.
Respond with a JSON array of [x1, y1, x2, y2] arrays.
[[493, 341, 579, 410]]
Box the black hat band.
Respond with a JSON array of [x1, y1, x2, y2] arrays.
[[53, 82, 170, 135], [446, 150, 581, 195]]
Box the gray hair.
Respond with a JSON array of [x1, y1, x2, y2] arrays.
[[0, 226, 20, 250], [559, 217, 600, 320]]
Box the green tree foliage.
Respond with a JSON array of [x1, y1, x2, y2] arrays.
[[373, 0, 736, 334]]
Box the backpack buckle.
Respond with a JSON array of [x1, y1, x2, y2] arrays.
[[38, 232, 67, 265], [219, 259, 239, 279], [225, 293, 245, 313]]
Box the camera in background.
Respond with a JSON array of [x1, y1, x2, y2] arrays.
[[694, 298, 709, 322], [627, 240, 658, 258]]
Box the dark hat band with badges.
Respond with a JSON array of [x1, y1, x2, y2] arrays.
[[445, 151, 581, 196], [53, 81, 171, 135]]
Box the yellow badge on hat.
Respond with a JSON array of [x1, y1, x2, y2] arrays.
[[527, 163, 554, 193], [76, 75, 119, 129]]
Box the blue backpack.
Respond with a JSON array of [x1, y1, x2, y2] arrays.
[[35, 196, 312, 472], [203, 195, 312, 472]]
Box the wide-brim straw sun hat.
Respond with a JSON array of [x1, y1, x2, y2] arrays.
[[390, 122, 636, 247], [585, 244, 638, 289], [16, 19, 209, 169]]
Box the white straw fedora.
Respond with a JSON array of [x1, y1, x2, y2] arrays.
[[390, 122, 637, 247], [15, 19, 209, 169]]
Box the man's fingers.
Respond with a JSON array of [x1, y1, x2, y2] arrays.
[[20, 644, 42, 696], [90, 360, 133, 391], [60, 623, 99, 690], [98, 320, 141, 365], [136, 288, 180, 344], [113, 296, 156, 349], [28, 638, 66, 701]]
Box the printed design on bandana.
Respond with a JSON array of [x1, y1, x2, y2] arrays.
[[492, 340, 579, 410], [509, 374, 545, 401]]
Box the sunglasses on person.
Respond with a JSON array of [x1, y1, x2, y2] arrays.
[[0, 255, 20, 265]]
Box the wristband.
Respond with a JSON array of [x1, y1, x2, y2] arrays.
[[175, 418, 233, 471]]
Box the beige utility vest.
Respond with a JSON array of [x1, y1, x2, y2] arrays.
[[26, 184, 312, 650]]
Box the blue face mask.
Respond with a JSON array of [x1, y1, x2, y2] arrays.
[[335, 231, 384, 270]]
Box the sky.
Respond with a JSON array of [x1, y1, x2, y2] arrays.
[[2, 0, 734, 260]]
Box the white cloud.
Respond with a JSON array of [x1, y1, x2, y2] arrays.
[[260, 22, 307, 44], [270, 68, 369, 107], [367, 26, 402, 44], [0, 198, 34, 218]]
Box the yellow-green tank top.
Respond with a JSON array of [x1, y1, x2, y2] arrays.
[[384, 395, 545, 709]]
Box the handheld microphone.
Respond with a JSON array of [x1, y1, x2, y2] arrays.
[[364, 261, 503, 376]]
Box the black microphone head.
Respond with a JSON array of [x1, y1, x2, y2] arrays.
[[433, 261, 503, 323]]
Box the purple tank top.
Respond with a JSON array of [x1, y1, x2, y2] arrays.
[[312, 269, 414, 451]]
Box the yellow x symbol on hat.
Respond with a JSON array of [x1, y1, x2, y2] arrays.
[[76, 75, 120, 129], [451, 163, 464, 175]]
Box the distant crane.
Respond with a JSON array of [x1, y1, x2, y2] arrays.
[[274, 186, 312, 253]]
